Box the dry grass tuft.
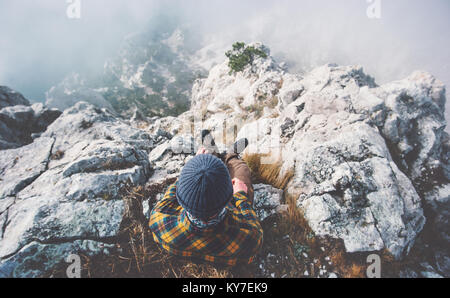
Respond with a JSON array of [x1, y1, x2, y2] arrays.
[[243, 153, 294, 190], [268, 96, 279, 109], [245, 104, 264, 119], [101, 159, 136, 172], [50, 150, 65, 161], [250, 181, 374, 278], [136, 121, 150, 130], [344, 264, 366, 278]]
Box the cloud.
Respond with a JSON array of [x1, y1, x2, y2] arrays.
[[0, 0, 449, 116]]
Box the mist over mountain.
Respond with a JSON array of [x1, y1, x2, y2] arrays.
[[1, 1, 449, 108], [44, 19, 208, 118]]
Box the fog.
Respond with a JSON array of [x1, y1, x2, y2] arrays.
[[1, 0, 449, 117]]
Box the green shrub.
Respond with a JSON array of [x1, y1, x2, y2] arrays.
[[225, 42, 268, 74]]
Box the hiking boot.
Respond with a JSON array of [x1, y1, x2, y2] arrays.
[[232, 138, 249, 155], [201, 129, 216, 146], [200, 129, 221, 157], [200, 129, 249, 160]]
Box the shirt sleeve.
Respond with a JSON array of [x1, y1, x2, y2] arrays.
[[230, 191, 264, 260], [231, 191, 261, 223], [151, 182, 179, 214]]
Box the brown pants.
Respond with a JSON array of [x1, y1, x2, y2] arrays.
[[223, 153, 254, 204]]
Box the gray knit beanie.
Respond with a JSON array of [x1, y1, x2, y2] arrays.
[[176, 154, 233, 220]]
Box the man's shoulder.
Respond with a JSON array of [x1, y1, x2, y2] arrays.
[[151, 183, 182, 215]]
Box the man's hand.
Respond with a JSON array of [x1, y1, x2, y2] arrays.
[[196, 147, 210, 155], [232, 178, 248, 194]]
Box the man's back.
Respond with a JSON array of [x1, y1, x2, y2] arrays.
[[150, 182, 263, 266]]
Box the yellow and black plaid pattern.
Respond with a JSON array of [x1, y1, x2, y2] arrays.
[[149, 182, 263, 266]]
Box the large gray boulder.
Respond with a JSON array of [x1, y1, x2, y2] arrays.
[[0, 100, 62, 150], [226, 61, 448, 262], [291, 122, 425, 258], [0, 86, 30, 109], [0, 102, 154, 277], [253, 184, 286, 222]]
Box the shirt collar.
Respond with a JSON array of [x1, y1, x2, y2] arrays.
[[179, 209, 228, 233], [186, 208, 228, 229]]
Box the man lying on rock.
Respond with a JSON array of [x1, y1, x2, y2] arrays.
[[149, 131, 263, 266]]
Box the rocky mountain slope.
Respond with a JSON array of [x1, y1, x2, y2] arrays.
[[0, 43, 448, 278], [45, 73, 115, 113], [45, 23, 208, 119]]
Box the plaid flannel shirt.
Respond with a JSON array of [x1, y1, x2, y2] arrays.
[[149, 182, 263, 266]]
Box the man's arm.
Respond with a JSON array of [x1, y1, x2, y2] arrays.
[[151, 182, 179, 214], [230, 184, 264, 261], [230, 177, 260, 224]]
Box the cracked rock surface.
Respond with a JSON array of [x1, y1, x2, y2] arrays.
[[0, 102, 153, 277], [225, 62, 448, 263], [0, 137, 55, 198], [253, 184, 286, 222]]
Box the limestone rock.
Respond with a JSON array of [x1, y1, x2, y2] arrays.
[[231, 62, 446, 261], [0, 102, 61, 150], [253, 184, 285, 221], [0, 102, 153, 277]]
